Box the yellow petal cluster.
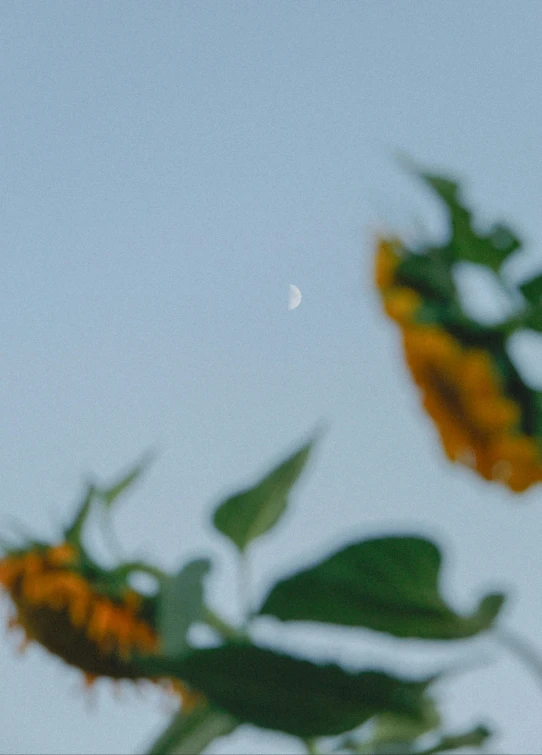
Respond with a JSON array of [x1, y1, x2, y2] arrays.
[[0, 544, 158, 680], [374, 238, 423, 325], [375, 237, 542, 492]]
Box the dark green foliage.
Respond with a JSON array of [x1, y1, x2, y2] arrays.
[[259, 536, 505, 639]]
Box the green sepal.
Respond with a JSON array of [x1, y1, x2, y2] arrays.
[[63, 483, 96, 547], [96, 452, 153, 509]]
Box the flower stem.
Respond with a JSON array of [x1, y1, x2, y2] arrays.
[[304, 738, 319, 755], [203, 607, 246, 642]]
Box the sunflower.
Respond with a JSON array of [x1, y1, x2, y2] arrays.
[[374, 234, 542, 491], [0, 540, 202, 710], [0, 543, 158, 680], [374, 238, 423, 325], [398, 322, 542, 491]]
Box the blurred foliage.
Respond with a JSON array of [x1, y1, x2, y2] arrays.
[[4, 165, 542, 754]]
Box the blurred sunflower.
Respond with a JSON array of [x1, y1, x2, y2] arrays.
[[374, 235, 542, 493], [0, 542, 157, 683], [0, 474, 202, 710], [374, 238, 423, 325]]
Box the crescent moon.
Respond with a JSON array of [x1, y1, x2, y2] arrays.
[[288, 284, 302, 310]]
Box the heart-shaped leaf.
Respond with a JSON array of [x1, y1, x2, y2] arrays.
[[259, 536, 505, 639]]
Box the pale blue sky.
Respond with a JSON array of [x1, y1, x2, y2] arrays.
[[2, 2, 542, 753]]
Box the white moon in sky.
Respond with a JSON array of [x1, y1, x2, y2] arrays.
[[288, 284, 302, 310]]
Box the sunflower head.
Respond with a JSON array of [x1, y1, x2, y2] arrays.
[[400, 324, 542, 490], [374, 237, 423, 325], [375, 237, 402, 291], [0, 542, 158, 680], [373, 201, 542, 494]]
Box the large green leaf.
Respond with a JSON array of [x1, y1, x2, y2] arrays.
[[138, 644, 434, 738], [145, 702, 237, 755], [158, 559, 211, 656], [420, 172, 520, 271], [258, 536, 505, 639], [212, 436, 317, 552]]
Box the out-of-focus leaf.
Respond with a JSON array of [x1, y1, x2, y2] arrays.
[[158, 559, 211, 656], [97, 452, 153, 509], [259, 536, 505, 639], [396, 252, 456, 301], [420, 172, 520, 271], [145, 701, 237, 755], [416, 724, 491, 755], [336, 718, 490, 755], [519, 273, 542, 305], [63, 483, 95, 546], [421, 173, 463, 212], [138, 643, 434, 738], [64, 455, 153, 546], [372, 700, 440, 745], [522, 302, 542, 333], [212, 435, 317, 552]]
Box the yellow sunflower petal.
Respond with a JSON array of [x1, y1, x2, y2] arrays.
[[374, 238, 401, 290]]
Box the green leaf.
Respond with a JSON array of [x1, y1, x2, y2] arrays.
[[417, 725, 491, 755], [421, 173, 462, 210], [158, 559, 211, 656], [522, 301, 542, 333], [212, 435, 318, 552], [138, 643, 434, 738], [259, 536, 505, 639], [519, 273, 542, 305], [371, 700, 440, 745], [344, 723, 490, 755], [145, 701, 238, 755], [63, 483, 96, 546], [396, 252, 456, 301], [97, 452, 153, 509], [420, 172, 520, 271]]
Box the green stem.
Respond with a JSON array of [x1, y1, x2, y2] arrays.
[[238, 550, 252, 629], [304, 738, 320, 755], [113, 561, 168, 583], [494, 627, 542, 693], [99, 507, 126, 561], [145, 703, 238, 755], [113, 562, 244, 642], [203, 607, 247, 642]]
